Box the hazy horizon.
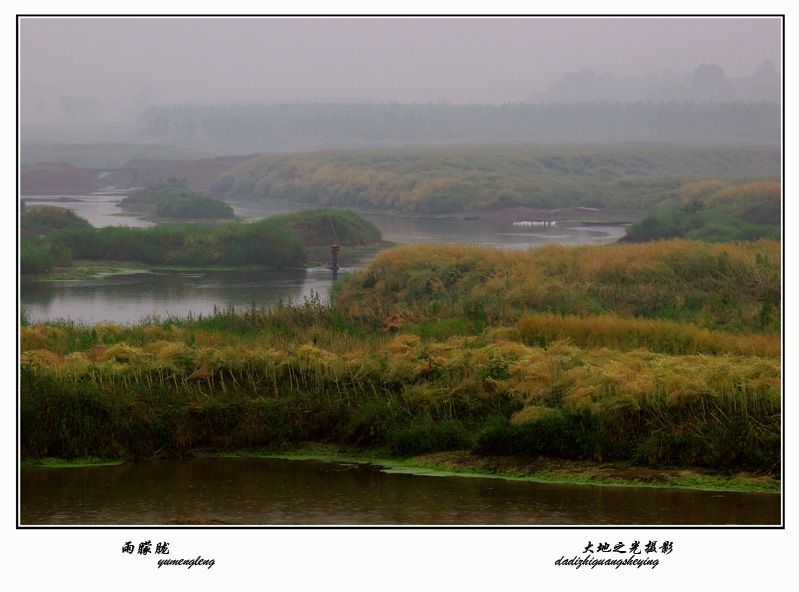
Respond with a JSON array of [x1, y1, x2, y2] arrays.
[[19, 16, 782, 124]]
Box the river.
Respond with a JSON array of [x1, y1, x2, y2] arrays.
[[19, 457, 780, 526], [20, 192, 627, 325]]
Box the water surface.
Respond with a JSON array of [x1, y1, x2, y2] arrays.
[[19, 457, 781, 526]]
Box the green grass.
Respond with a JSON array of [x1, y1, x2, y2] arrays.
[[21, 457, 125, 468], [219, 446, 780, 493]]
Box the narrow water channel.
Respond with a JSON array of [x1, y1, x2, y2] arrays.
[[21, 193, 628, 325], [20, 458, 781, 526]]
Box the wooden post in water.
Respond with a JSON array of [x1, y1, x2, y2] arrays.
[[328, 214, 341, 280], [330, 243, 340, 280]]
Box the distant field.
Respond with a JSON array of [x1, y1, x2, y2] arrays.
[[215, 143, 780, 214], [20, 140, 210, 168]]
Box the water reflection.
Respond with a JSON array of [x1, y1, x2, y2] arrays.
[[21, 263, 372, 325], [20, 458, 780, 526]]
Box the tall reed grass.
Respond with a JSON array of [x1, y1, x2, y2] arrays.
[[20, 240, 781, 471], [21, 323, 780, 470]]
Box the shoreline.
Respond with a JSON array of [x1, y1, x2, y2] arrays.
[[22, 445, 781, 494], [21, 238, 396, 282]]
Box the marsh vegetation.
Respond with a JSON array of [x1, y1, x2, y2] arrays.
[[212, 144, 779, 215], [624, 180, 780, 242], [17, 141, 782, 485], [21, 238, 780, 476], [20, 207, 381, 274]]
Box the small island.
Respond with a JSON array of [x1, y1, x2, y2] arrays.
[[118, 178, 236, 221], [20, 205, 384, 276]]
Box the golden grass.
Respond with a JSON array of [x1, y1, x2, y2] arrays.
[[21, 327, 780, 420]]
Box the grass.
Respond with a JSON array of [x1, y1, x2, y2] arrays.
[[265, 208, 383, 247], [21, 457, 125, 468], [20, 239, 781, 477], [337, 238, 781, 335], [396, 458, 780, 493], [217, 144, 779, 214], [20, 138, 208, 168]]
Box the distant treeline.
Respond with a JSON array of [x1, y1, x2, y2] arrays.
[[532, 62, 780, 104], [136, 101, 780, 145], [214, 144, 780, 214]]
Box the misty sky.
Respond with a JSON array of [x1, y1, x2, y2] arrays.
[[20, 16, 781, 111]]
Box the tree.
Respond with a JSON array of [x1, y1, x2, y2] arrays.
[[691, 64, 735, 101]]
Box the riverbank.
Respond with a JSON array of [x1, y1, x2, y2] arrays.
[[22, 246, 391, 282], [21, 445, 780, 493], [235, 443, 781, 493], [20, 240, 781, 481]]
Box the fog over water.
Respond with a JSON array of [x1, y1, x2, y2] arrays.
[[20, 16, 781, 124]]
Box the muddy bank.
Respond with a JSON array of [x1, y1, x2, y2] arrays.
[[21, 445, 780, 494], [106, 154, 262, 194], [20, 154, 262, 196], [388, 206, 641, 224], [486, 206, 640, 224], [21, 162, 103, 194], [236, 445, 780, 493], [407, 451, 780, 492]]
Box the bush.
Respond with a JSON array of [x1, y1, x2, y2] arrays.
[[120, 179, 235, 220], [20, 246, 55, 273], [475, 413, 602, 459], [119, 178, 190, 206], [21, 206, 92, 232], [268, 209, 382, 247], [52, 220, 306, 268], [20, 235, 74, 272], [624, 180, 781, 243], [155, 194, 235, 219], [389, 420, 471, 455]]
